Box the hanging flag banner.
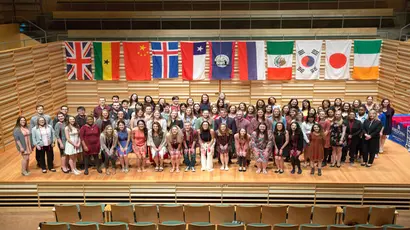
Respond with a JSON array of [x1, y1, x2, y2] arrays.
[[238, 41, 266, 81], [295, 40, 322, 80], [352, 39, 382, 80], [65, 41, 93, 80], [123, 41, 152, 81], [325, 40, 351, 80], [151, 41, 179, 79], [209, 41, 235, 80], [181, 41, 206, 81], [93, 42, 120, 81], [267, 41, 294, 80]]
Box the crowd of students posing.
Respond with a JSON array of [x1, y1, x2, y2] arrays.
[[13, 93, 394, 177]]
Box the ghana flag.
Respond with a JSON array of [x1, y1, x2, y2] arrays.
[[93, 42, 120, 80]]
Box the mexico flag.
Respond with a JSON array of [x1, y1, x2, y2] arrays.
[[295, 40, 322, 80], [267, 41, 293, 80], [325, 40, 351, 80], [352, 40, 382, 80], [93, 42, 120, 80]]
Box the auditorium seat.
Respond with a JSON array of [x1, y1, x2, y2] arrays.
[[368, 207, 395, 226], [79, 203, 105, 223], [184, 204, 210, 223], [111, 203, 135, 223], [129, 222, 157, 230], [328, 225, 356, 230], [41, 222, 70, 230], [69, 222, 99, 230], [210, 204, 235, 224], [247, 223, 272, 230], [261, 205, 287, 226], [159, 221, 186, 230], [300, 224, 328, 230], [236, 205, 261, 224], [273, 223, 299, 230], [343, 206, 370, 225], [99, 222, 128, 230], [135, 204, 159, 223], [159, 204, 185, 223], [311, 206, 337, 225], [55, 204, 80, 223], [188, 222, 215, 230], [356, 224, 383, 230], [287, 205, 312, 225], [382, 225, 410, 230], [217, 223, 245, 230]]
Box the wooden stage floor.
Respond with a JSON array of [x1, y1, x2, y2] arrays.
[[0, 140, 409, 185]]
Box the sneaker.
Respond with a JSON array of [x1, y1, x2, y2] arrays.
[[185, 167, 190, 172], [21, 171, 29, 176], [310, 168, 315, 175], [291, 169, 295, 174], [274, 169, 280, 173], [225, 167, 229, 171], [297, 168, 302, 174], [191, 168, 196, 172], [207, 168, 214, 172], [239, 167, 243, 172], [279, 169, 284, 174], [318, 169, 322, 176], [220, 166, 225, 170]]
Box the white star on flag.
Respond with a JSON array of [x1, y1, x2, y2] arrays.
[[197, 46, 203, 52]]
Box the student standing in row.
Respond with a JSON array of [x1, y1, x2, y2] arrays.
[[148, 122, 166, 172], [362, 110, 383, 167], [289, 122, 303, 175], [182, 121, 198, 172], [54, 112, 68, 173], [251, 123, 272, 174], [273, 122, 289, 174], [64, 116, 82, 175], [30, 105, 52, 167], [235, 128, 250, 172], [166, 125, 183, 173], [13, 116, 34, 176], [199, 121, 215, 172], [309, 124, 325, 176], [80, 115, 101, 175], [32, 117, 55, 173], [132, 120, 148, 172], [100, 125, 118, 175], [216, 123, 233, 171]]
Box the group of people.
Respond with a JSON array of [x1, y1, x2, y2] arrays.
[[13, 93, 394, 177]]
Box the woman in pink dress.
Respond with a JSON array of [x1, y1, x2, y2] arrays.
[[234, 128, 250, 172], [132, 120, 148, 172], [80, 115, 101, 175]]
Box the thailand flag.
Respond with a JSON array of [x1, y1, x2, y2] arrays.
[[238, 41, 266, 80], [181, 41, 206, 81], [151, 41, 179, 79], [209, 41, 235, 80]]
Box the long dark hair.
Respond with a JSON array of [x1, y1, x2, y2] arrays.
[[200, 121, 211, 133], [129, 93, 138, 105], [152, 121, 164, 139], [200, 94, 210, 105], [322, 99, 331, 109], [67, 115, 80, 132], [302, 99, 311, 112], [288, 121, 302, 135], [116, 120, 126, 132], [136, 120, 148, 139], [193, 103, 201, 117], [288, 98, 300, 111], [256, 99, 266, 111], [273, 122, 285, 136], [144, 95, 155, 108], [255, 122, 269, 143], [14, 116, 27, 129]]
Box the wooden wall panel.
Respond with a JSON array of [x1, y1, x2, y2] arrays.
[[0, 42, 66, 150]]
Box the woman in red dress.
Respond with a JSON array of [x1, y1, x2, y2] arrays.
[[309, 124, 325, 176], [80, 115, 101, 175]]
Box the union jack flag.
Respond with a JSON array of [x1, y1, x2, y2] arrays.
[[65, 41, 93, 80]]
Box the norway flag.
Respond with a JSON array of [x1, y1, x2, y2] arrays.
[[238, 41, 266, 80], [209, 42, 235, 80], [181, 41, 206, 81]]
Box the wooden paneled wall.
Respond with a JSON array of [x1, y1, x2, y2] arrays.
[[378, 40, 410, 114], [66, 40, 379, 113], [0, 42, 67, 150]]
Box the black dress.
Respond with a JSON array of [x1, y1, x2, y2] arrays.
[[274, 132, 289, 157], [363, 119, 383, 154]]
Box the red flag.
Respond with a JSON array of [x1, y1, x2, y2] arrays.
[[123, 42, 151, 81]]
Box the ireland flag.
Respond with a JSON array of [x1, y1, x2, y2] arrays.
[[267, 41, 294, 80], [295, 40, 322, 80], [352, 40, 382, 80]]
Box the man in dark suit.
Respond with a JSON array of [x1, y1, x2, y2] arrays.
[[343, 111, 363, 164], [362, 110, 383, 167], [214, 108, 237, 163]]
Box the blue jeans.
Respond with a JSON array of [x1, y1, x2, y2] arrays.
[[183, 149, 196, 168]]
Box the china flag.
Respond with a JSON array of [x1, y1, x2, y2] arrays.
[[123, 42, 151, 81]]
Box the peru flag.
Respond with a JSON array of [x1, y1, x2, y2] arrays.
[[181, 41, 206, 80], [238, 41, 266, 80]]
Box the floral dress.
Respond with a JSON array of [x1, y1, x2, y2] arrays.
[[330, 121, 345, 147], [251, 132, 272, 163]]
